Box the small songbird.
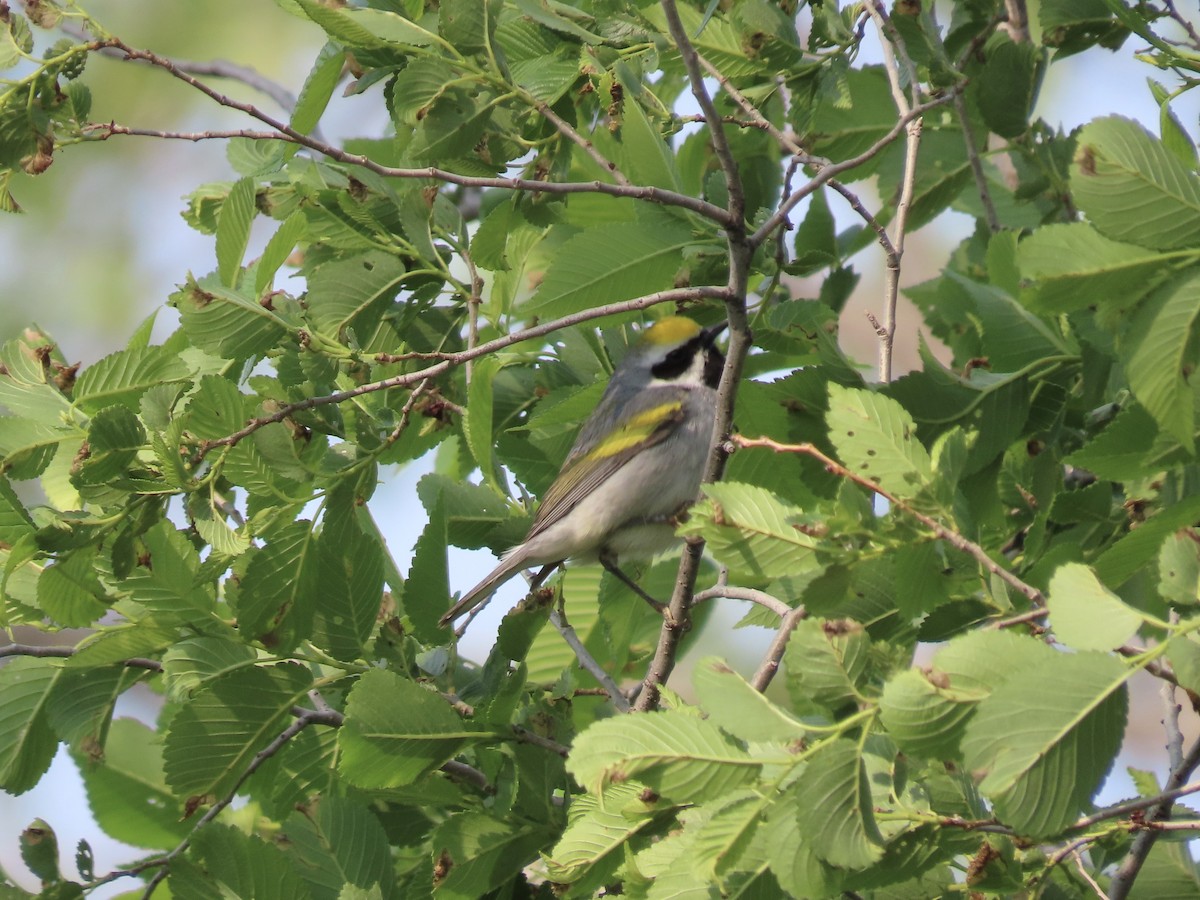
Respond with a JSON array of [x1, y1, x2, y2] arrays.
[[439, 316, 726, 626]]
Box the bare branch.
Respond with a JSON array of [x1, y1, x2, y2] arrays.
[[732, 434, 1046, 608], [93, 38, 734, 227], [195, 285, 731, 458], [534, 98, 631, 187], [551, 607, 631, 713], [692, 584, 792, 618], [862, 0, 923, 383], [749, 92, 954, 247], [630, 4, 756, 713], [1002, 0, 1032, 45], [751, 605, 809, 692], [953, 91, 1002, 233], [1108, 735, 1200, 899], [659, 0, 745, 224]]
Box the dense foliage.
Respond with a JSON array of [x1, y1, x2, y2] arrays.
[[3, 0, 1200, 897]]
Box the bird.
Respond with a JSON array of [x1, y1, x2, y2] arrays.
[[439, 315, 726, 627]]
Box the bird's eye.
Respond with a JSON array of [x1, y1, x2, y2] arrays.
[[651, 344, 694, 380]]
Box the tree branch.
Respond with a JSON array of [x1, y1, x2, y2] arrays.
[[1108, 735, 1200, 899], [731, 435, 1046, 607], [195, 285, 730, 459], [862, 0, 923, 383], [751, 605, 808, 692], [93, 38, 734, 227], [631, 2, 754, 712], [550, 607, 631, 713]]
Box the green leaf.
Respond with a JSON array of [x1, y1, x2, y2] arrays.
[[784, 618, 870, 712], [1159, 532, 1200, 605], [1048, 562, 1143, 650], [544, 782, 657, 883], [20, 818, 60, 885], [794, 738, 884, 869], [879, 668, 978, 760], [406, 499, 449, 644], [45, 664, 133, 752], [181, 823, 313, 900], [0, 657, 61, 795], [1072, 115, 1200, 251], [524, 217, 696, 319], [216, 177, 257, 287], [432, 812, 549, 900], [255, 211, 307, 295], [693, 657, 807, 743], [295, 0, 435, 50], [791, 187, 837, 275], [680, 482, 820, 581], [1017, 222, 1168, 314], [290, 41, 344, 137], [1120, 271, 1200, 451], [975, 35, 1040, 138], [826, 383, 933, 497], [567, 711, 763, 801], [313, 491, 385, 661], [74, 718, 188, 850], [37, 550, 110, 627], [614, 98, 681, 191], [0, 475, 34, 544], [1095, 494, 1200, 588], [235, 519, 320, 651], [281, 795, 394, 897], [1065, 402, 1159, 481], [73, 404, 145, 486], [120, 521, 216, 627], [72, 344, 191, 414], [961, 651, 1128, 837], [463, 356, 501, 491], [305, 250, 408, 338], [170, 272, 288, 362], [162, 663, 313, 804], [338, 668, 471, 789], [161, 636, 258, 702]]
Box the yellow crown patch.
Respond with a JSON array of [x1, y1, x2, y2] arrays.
[[641, 316, 701, 347]]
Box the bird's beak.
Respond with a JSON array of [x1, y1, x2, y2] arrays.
[[701, 321, 728, 346]]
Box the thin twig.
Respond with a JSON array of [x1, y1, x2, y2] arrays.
[[94, 38, 734, 227], [691, 585, 791, 618], [953, 90, 1002, 233], [749, 92, 953, 247], [140, 711, 319, 897], [0, 642, 163, 671], [751, 605, 809, 692], [1074, 776, 1200, 831], [732, 435, 1045, 607], [82, 124, 292, 142], [660, 0, 744, 224], [1072, 849, 1112, 900], [862, 0, 923, 383], [695, 53, 898, 252], [534, 98, 631, 186], [64, 20, 304, 115], [550, 607, 631, 713]]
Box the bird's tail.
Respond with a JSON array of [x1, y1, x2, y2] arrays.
[[438, 547, 538, 627]]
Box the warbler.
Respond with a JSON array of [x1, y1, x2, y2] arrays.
[[439, 316, 726, 626]]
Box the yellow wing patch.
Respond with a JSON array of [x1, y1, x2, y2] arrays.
[[584, 401, 684, 461], [642, 316, 701, 347]]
